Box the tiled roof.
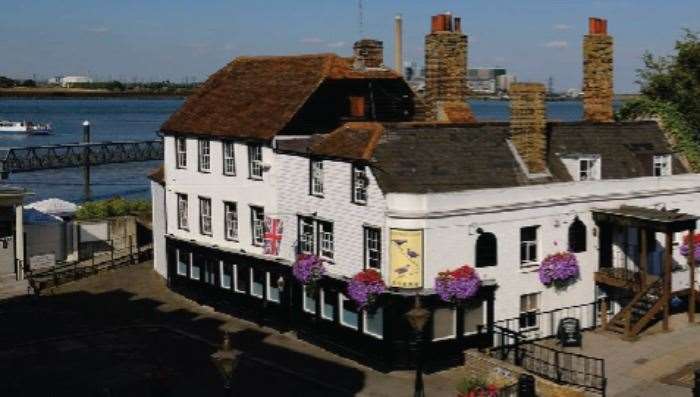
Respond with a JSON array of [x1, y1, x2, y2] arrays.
[[282, 120, 688, 194], [160, 54, 403, 141], [148, 165, 165, 185]]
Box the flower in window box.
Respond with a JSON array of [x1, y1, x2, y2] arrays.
[[292, 254, 326, 291], [680, 234, 700, 263], [347, 269, 386, 310], [435, 264, 481, 303], [539, 252, 580, 288]]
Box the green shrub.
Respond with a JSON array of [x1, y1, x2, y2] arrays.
[[76, 197, 151, 220]]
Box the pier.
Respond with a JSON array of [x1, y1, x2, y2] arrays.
[[0, 139, 163, 184]]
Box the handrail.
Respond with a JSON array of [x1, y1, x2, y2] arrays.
[[606, 277, 663, 335]]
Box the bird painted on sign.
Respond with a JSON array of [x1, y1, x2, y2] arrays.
[[406, 249, 419, 258], [392, 239, 407, 246], [394, 265, 410, 275]]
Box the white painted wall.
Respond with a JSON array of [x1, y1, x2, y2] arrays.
[[275, 153, 387, 278], [386, 174, 700, 323], [163, 135, 278, 257], [151, 181, 167, 278]]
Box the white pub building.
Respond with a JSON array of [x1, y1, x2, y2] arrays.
[[150, 15, 700, 370]]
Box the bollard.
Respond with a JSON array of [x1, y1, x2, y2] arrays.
[[517, 374, 536, 397], [694, 368, 700, 397]]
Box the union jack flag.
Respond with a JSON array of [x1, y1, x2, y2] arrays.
[[264, 217, 283, 256]]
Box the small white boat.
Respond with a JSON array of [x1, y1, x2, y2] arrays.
[[0, 120, 52, 135]]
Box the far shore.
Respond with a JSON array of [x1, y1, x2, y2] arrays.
[[0, 88, 191, 99]]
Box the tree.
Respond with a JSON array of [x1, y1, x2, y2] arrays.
[[631, 30, 700, 133], [20, 79, 36, 87]]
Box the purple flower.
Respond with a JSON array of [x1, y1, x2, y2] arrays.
[[680, 244, 700, 263], [539, 252, 579, 287], [292, 255, 326, 285], [434, 265, 481, 303], [347, 277, 386, 309]]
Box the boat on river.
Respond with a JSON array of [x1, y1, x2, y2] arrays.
[[0, 121, 52, 135]]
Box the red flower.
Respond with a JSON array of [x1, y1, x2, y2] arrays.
[[683, 234, 700, 246], [353, 269, 383, 284]]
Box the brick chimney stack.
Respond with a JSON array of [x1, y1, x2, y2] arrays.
[[424, 13, 475, 122], [510, 83, 547, 174], [583, 17, 614, 122], [353, 39, 384, 70]]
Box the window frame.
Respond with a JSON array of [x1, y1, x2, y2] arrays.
[[351, 165, 368, 205], [317, 220, 334, 260], [220, 261, 232, 290], [223, 141, 237, 176], [175, 137, 187, 169], [297, 216, 315, 255], [266, 272, 281, 303], [233, 264, 248, 294], [431, 307, 457, 341], [198, 139, 211, 173], [177, 193, 189, 231], [363, 308, 384, 339], [310, 159, 324, 197], [250, 206, 265, 247], [462, 301, 485, 336], [520, 226, 540, 267], [578, 158, 595, 181], [653, 154, 672, 177], [248, 144, 263, 180], [199, 197, 212, 236], [224, 201, 238, 241], [176, 249, 189, 276], [303, 286, 317, 314], [568, 217, 587, 253], [320, 288, 336, 321], [339, 294, 359, 330], [364, 226, 381, 270], [190, 256, 201, 281], [250, 268, 264, 298], [519, 293, 541, 330]]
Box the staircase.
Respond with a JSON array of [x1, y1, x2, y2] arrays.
[[606, 278, 665, 339]]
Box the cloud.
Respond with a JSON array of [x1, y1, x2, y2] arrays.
[[544, 41, 569, 49], [553, 24, 572, 31], [326, 41, 346, 48], [300, 37, 323, 44], [83, 26, 111, 34]]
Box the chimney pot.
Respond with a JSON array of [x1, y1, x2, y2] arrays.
[[431, 14, 453, 33], [454, 17, 462, 33], [589, 17, 607, 35]]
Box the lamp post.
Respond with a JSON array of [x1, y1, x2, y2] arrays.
[[405, 294, 430, 397], [210, 332, 243, 396]]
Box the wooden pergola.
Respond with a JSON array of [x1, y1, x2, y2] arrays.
[[593, 205, 698, 331]]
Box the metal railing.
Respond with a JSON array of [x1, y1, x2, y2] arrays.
[[493, 300, 611, 341], [27, 239, 152, 295], [0, 140, 163, 176], [487, 325, 607, 396]]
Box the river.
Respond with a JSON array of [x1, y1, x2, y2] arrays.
[[0, 98, 596, 204]]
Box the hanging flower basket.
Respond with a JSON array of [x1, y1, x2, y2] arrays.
[[680, 233, 700, 263], [347, 269, 386, 310], [292, 254, 326, 292], [539, 252, 579, 288], [435, 265, 481, 303]]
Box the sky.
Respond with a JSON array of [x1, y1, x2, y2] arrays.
[[1, 0, 698, 93]]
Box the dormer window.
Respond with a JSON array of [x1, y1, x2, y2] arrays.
[[653, 155, 672, 176], [310, 159, 324, 197], [579, 157, 598, 181]]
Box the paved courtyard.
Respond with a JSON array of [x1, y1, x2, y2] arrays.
[[540, 312, 700, 396], [4, 262, 700, 396], [0, 262, 460, 396]]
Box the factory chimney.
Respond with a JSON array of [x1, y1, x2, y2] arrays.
[[424, 13, 475, 122], [394, 15, 403, 76], [583, 17, 614, 122]]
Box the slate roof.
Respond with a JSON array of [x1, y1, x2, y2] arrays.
[[278, 120, 688, 194], [160, 54, 404, 141]]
